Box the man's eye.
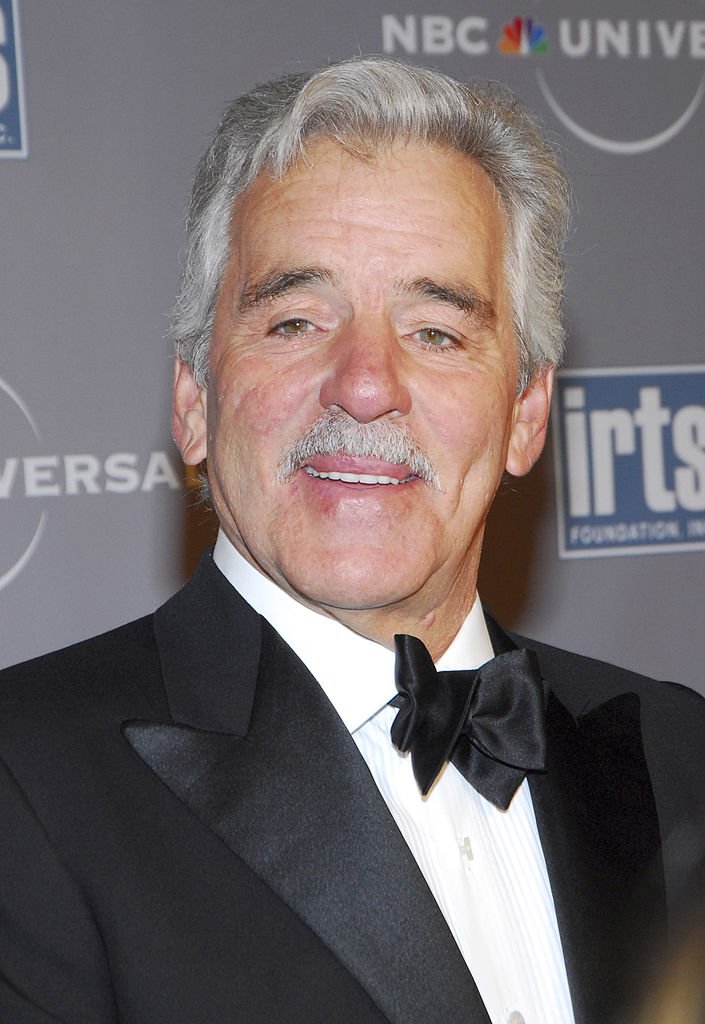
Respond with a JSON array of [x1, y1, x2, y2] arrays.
[[416, 327, 456, 348], [274, 318, 313, 335]]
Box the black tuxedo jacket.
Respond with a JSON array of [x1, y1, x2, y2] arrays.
[[1, 553, 705, 1024]]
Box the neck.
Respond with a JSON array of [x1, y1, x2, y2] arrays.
[[309, 581, 478, 663], [213, 529, 480, 662]]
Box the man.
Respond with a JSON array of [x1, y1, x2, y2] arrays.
[[1, 57, 704, 1024]]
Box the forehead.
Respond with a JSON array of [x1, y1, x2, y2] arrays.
[[229, 139, 507, 275]]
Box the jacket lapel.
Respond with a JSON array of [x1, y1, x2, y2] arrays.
[[125, 555, 489, 1024], [529, 692, 665, 1024], [488, 616, 665, 1024]]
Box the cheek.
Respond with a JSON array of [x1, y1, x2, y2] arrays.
[[422, 392, 485, 461], [215, 360, 303, 428], [211, 361, 320, 466], [421, 379, 515, 487]]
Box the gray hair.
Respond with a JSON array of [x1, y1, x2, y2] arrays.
[[171, 56, 570, 392]]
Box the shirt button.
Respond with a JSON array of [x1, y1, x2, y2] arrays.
[[508, 1013, 526, 1024], [457, 836, 473, 867]]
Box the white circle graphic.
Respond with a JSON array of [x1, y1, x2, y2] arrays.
[[0, 375, 46, 593], [536, 70, 705, 155], [0, 512, 47, 593], [0, 375, 41, 439]]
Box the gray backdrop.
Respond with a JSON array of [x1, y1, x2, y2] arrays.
[[2, 0, 704, 695]]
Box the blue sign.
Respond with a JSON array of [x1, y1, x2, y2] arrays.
[[553, 366, 705, 557], [0, 0, 27, 157]]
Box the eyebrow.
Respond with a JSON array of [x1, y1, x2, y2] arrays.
[[397, 276, 496, 327], [237, 267, 336, 315], [236, 268, 496, 327]]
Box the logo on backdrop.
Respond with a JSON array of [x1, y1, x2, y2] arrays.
[[381, 13, 705, 154], [0, 0, 27, 158], [499, 17, 548, 55], [552, 366, 705, 559], [0, 375, 182, 592]]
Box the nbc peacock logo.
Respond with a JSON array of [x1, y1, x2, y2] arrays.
[[498, 17, 548, 56]]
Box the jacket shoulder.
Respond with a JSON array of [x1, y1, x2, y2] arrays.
[[509, 628, 704, 719], [510, 629, 705, 846], [0, 614, 162, 720]]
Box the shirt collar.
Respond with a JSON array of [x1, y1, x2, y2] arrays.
[[213, 530, 495, 733]]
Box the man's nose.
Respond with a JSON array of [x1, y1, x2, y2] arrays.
[[318, 323, 412, 423]]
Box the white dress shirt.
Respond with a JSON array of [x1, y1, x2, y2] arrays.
[[213, 531, 575, 1024]]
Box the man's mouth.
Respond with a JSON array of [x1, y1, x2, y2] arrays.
[[277, 408, 441, 490], [303, 466, 415, 485]]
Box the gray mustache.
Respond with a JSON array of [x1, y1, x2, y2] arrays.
[[277, 409, 441, 489]]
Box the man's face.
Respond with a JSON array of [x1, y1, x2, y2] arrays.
[[174, 140, 552, 644]]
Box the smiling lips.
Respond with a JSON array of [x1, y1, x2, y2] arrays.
[[303, 455, 416, 486], [305, 467, 413, 485]]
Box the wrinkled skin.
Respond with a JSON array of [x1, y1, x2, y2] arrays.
[[173, 140, 552, 657]]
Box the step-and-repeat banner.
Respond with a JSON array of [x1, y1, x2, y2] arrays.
[[2, 0, 703, 693]]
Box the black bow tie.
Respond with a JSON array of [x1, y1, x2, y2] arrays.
[[390, 634, 547, 809]]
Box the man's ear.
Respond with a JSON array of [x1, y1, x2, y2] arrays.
[[172, 358, 208, 466], [505, 367, 554, 478]]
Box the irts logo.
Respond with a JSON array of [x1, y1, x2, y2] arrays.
[[0, 0, 27, 158], [553, 366, 705, 558]]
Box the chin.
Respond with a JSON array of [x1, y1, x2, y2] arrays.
[[281, 551, 428, 616]]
